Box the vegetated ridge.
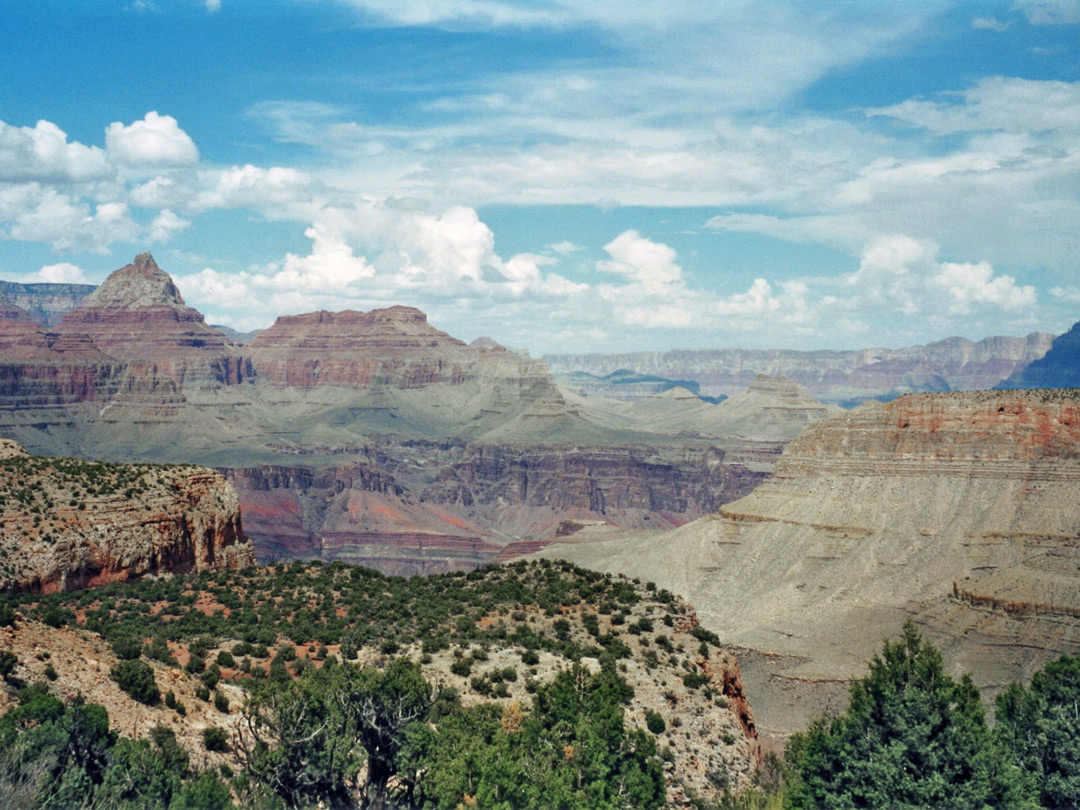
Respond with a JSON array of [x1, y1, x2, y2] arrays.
[[0, 558, 759, 808]]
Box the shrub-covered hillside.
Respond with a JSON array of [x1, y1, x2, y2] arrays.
[[0, 559, 758, 809]]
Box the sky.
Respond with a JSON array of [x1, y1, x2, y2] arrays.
[[2, 0, 1080, 354]]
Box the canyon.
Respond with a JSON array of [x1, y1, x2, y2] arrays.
[[535, 388, 1080, 750], [0, 253, 822, 574]]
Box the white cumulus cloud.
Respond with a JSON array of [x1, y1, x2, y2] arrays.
[[597, 230, 683, 293], [929, 261, 1037, 312], [32, 262, 88, 284], [148, 208, 192, 243], [105, 112, 199, 167], [0, 119, 111, 183]]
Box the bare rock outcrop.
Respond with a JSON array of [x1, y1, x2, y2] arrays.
[[536, 389, 1080, 748], [0, 441, 254, 592]]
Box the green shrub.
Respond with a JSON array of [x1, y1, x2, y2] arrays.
[[112, 635, 143, 660], [682, 671, 707, 689], [189, 634, 217, 658], [0, 650, 17, 680], [111, 659, 159, 704], [185, 654, 205, 676], [645, 710, 666, 734], [201, 663, 221, 690], [202, 725, 229, 752], [213, 690, 230, 713], [145, 636, 179, 667], [216, 650, 235, 668]]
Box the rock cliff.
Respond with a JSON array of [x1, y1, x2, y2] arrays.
[[219, 438, 766, 575], [0, 253, 818, 574], [546, 332, 1055, 404], [536, 389, 1080, 748], [0, 440, 254, 592], [221, 462, 502, 575]]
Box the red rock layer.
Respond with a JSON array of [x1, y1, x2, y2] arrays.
[[782, 389, 1080, 473]]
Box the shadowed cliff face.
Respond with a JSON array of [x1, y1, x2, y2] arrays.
[[997, 321, 1080, 390], [219, 440, 768, 576], [0, 439, 254, 593], [535, 389, 1080, 749]]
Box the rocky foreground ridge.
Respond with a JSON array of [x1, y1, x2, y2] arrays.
[[536, 388, 1080, 748], [0, 439, 254, 592], [0, 559, 761, 805]]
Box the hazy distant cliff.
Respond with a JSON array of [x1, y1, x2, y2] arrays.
[[0, 280, 94, 327], [546, 333, 1055, 404]]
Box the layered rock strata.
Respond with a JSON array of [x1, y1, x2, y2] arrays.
[[0, 440, 254, 592], [0, 253, 801, 575], [221, 462, 502, 575], [220, 438, 766, 575], [536, 389, 1080, 748]]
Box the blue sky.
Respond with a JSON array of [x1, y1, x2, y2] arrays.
[[2, 0, 1080, 353]]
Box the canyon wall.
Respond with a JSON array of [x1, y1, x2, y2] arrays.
[[220, 439, 768, 575], [0, 253, 835, 575], [0, 280, 94, 327]]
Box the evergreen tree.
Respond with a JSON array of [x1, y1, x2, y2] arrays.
[[786, 623, 1031, 810], [996, 654, 1080, 810]]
